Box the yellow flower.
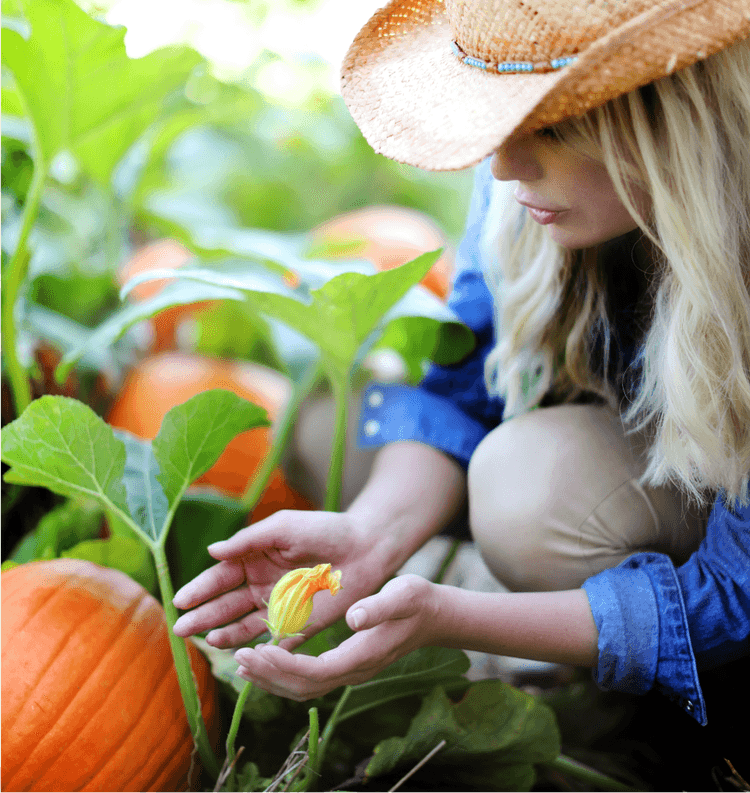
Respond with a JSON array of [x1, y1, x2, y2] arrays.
[[262, 563, 342, 642]]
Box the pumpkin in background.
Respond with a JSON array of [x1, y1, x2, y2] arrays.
[[309, 205, 455, 301], [106, 352, 314, 516], [1, 559, 218, 792], [118, 239, 215, 352]]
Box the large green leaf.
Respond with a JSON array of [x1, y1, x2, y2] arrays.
[[151, 389, 270, 512], [1, 396, 129, 514], [366, 682, 561, 791], [1, 0, 202, 183], [338, 646, 470, 723]]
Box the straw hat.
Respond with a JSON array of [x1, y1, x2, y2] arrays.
[[341, 0, 750, 171]]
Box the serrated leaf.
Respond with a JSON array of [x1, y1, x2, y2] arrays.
[[114, 430, 169, 543], [1, 0, 202, 183], [366, 682, 561, 790], [152, 389, 270, 512], [1, 396, 130, 514]]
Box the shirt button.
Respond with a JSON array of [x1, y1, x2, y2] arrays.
[[368, 390, 384, 408], [685, 700, 694, 712], [364, 420, 380, 437]]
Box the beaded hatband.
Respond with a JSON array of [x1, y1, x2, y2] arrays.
[[450, 39, 578, 73]]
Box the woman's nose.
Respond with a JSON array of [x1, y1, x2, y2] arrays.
[[490, 135, 544, 182]]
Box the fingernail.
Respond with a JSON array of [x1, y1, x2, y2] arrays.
[[351, 608, 366, 629]]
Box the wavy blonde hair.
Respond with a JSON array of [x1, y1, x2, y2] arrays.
[[483, 39, 750, 509]]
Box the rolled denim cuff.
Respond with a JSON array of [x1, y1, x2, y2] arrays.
[[583, 556, 659, 697], [356, 383, 489, 471], [583, 552, 707, 725]]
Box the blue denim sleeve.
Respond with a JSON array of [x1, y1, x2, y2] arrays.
[[357, 158, 505, 470], [582, 493, 750, 725]]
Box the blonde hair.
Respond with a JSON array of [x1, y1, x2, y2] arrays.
[[484, 39, 750, 509]]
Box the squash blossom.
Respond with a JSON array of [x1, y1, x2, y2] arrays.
[[262, 563, 342, 642]]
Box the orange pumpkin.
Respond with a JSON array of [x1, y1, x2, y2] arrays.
[[106, 352, 314, 516], [309, 205, 455, 301], [118, 239, 214, 352], [1, 559, 218, 792]]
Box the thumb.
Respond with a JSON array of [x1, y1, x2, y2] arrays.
[[346, 576, 427, 631]]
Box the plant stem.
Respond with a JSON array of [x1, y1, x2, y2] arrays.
[[546, 754, 635, 791], [226, 680, 253, 764], [241, 358, 322, 512], [297, 707, 319, 792], [432, 538, 461, 585], [323, 372, 350, 512], [2, 159, 48, 418], [153, 544, 221, 780], [315, 685, 351, 780]]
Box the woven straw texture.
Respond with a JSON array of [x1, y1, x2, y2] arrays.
[[341, 0, 750, 171]]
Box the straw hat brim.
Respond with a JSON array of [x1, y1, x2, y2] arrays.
[[341, 0, 750, 171]]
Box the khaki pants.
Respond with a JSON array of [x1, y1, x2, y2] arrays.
[[285, 394, 707, 592]]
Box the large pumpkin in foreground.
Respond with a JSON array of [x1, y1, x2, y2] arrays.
[[106, 352, 315, 514], [1, 559, 218, 792]]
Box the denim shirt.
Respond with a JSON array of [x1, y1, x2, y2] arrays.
[[357, 158, 750, 725]]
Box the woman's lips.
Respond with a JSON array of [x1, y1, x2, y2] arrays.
[[526, 207, 565, 225]]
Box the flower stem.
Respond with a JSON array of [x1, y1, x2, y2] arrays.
[[226, 680, 253, 765], [2, 159, 48, 418], [153, 544, 220, 780], [314, 684, 351, 784], [546, 754, 635, 791], [296, 707, 319, 792], [241, 359, 322, 512]]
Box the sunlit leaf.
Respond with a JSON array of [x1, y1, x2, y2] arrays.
[[2, 0, 201, 183], [1, 396, 129, 514], [152, 389, 270, 513], [61, 535, 158, 594]]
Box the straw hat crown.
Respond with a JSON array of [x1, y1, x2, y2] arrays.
[[341, 0, 750, 171], [451, 0, 655, 65]]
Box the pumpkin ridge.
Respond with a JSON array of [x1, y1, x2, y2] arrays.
[[3, 589, 59, 736], [74, 650, 178, 792], [2, 588, 153, 790], [29, 592, 169, 791]]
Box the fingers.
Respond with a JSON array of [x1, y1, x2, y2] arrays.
[[172, 584, 259, 637], [234, 631, 388, 700], [172, 560, 246, 609], [205, 517, 293, 561]]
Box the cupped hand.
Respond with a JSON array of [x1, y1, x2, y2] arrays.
[[171, 509, 385, 649], [232, 575, 442, 701]]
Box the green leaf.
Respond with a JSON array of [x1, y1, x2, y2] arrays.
[[250, 251, 443, 377], [152, 389, 270, 511], [10, 497, 103, 562], [114, 430, 169, 543], [2, 0, 202, 183], [366, 682, 561, 791], [55, 279, 247, 382], [61, 536, 158, 594], [1, 396, 129, 515], [338, 646, 471, 723]]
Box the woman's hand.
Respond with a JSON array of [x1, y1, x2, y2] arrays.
[[171, 509, 389, 650], [233, 575, 442, 700]]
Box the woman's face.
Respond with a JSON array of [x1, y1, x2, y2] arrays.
[[490, 129, 645, 249]]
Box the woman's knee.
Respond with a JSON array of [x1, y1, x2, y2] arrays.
[[466, 404, 701, 592]]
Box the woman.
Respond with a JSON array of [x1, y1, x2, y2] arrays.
[[172, 0, 750, 730]]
